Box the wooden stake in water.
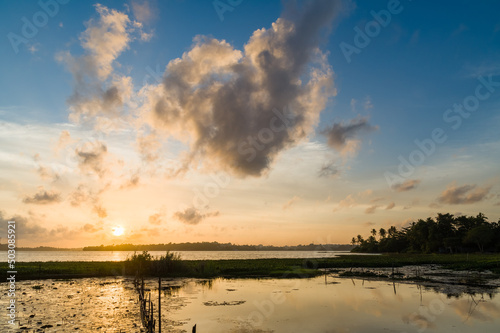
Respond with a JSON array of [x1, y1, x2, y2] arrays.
[[158, 277, 162, 333]]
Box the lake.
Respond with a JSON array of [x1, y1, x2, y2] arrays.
[[0, 250, 375, 262], [1, 275, 498, 332]]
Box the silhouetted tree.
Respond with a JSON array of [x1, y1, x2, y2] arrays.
[[379, 228, 386, 239], [351, 213, 497, 254]]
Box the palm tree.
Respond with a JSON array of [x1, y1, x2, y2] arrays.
[[379, 228, 387, 239], [356, 234, 364, 244], [351, 237, 357, 246], [371, 228, 377, 237], [388, 226, 397, 238]]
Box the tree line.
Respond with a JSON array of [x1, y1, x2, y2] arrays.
[[351, 213, 500, 253], [83, 242, 354, 252]]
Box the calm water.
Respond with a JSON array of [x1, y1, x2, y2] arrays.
[[0, 250, 373, 262], [155, 276, 500, 332], [3, 276, 498, 332]]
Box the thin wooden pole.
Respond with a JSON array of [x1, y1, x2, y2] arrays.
[[158, 277, 162, 333]]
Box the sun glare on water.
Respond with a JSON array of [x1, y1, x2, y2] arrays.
[[112, 226, 125, 236]]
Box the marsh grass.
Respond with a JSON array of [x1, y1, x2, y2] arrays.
[[4, 253, 500, 281]]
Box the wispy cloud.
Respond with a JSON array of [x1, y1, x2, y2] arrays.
[[75, 141, 108, 178], [385, 202, 395, 210], [148, 212, 165, 225], [364, 205, 378, 214], [318, 161, 338, 178], [392, 179, 421, 192], [82, 223, 103, 233], [130, 0, 158, 24], [283, 196, 301, 210], [56, 4, 139, 125], [173, 207, 219, 225], [437, 182, 492, 205], [322, 116, 377, 157], [23, 188, 62, 204]]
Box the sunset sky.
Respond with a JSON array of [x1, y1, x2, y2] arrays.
[[1, 0, 499, 248]]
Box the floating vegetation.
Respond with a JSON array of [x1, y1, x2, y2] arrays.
[[0, 278, 141, 332], [203, 300, 246, 306]]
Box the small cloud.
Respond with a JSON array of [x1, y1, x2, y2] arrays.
[[359, 189, 373, 197], [93, 204, 107, 218], [364, 96, 373, 110], [336, 194, 356, 209], [385, 202, 395, 210], [322, 116, 378, 157], [136, 133, 161, 162], [37, 165, 60, 182], [318, 161, 338, 178], [28, 43, 39, 54], [283, 196, 300, 210], [82, 223, 103, 233], [130, 0, 157, 23], [120, 173, 140, 189], [392, 179, 421, 192], [55, 130, 75, 153], [364, 205, 378, 214], [350, 98, 357, 112], [75, 141, 108, 177], [437, 182, 492, 205], [69, 184, 91, 206], [23, 188, 62, 205], [148, 213, 165, 225], [363, 221, 375, 227], [370, 197, 385, 203], [173, 207, 219, 225]]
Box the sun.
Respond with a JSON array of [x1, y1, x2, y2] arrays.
[[112, 226, 125, 236]]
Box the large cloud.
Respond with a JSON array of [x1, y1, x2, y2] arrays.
[[57, 4, 138, 125], [143, 0, 340, 177], [437, 183, 491, 205]]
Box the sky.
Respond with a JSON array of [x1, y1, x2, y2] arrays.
[[0, 0, 499, 248]]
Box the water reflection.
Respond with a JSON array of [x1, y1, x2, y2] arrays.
[[1, 276, 498, 332], [0, 277, 141, 332], [154, 276, 499, 333]]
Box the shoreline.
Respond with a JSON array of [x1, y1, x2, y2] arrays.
[[2, 253, 500, 285]]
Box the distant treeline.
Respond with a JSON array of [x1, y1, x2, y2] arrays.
[[82, 242, 354, 252], [0, 245, 81, 251], [352, 213, 500, 253]]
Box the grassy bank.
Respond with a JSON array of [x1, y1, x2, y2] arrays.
[[3, 253, 500, 281]]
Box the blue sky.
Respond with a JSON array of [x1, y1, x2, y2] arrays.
[[0, 0, 499, 247]]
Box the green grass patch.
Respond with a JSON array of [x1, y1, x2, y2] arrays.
[[2, 253, 499, 280]]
